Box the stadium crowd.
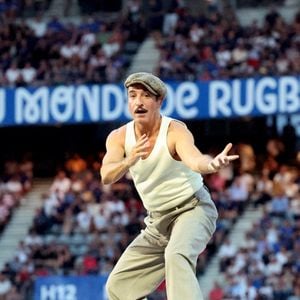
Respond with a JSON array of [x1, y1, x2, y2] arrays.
[[0, 0, 300, 87], [0, 1, 299, 299], [207, 141, 300, 299], [0, 158, 33, 233], [0, 0, 148, 87], [0, 158, 33, 300], [155, 5, 300, 80], [0, 131, 298, 299]]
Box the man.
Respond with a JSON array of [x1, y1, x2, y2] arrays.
[[101, 72, 239, 300]]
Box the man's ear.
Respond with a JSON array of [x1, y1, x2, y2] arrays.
[[157, 96, 164, 105]]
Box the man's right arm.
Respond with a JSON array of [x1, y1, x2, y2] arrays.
[[100, 128, 129, 185], [100, 128, 150, 185]]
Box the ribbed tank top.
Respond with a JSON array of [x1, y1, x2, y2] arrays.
[[125, 116, 203, 212]]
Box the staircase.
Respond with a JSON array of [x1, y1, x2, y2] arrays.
[[0, 179, 52, 269], [199, 204, 264, 298], [184, 0, 206, 15], [125, 37, 160, 76], [45, 0, 80, 18]]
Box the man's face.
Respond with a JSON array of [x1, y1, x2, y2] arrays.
[[127, 84, 162, 122]]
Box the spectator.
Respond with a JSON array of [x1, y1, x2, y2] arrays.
[[267, 182, 290, 219], [76, 204, 92, 233], [218, 238, 237, 272], [26, 14, 47, 37], [4, 61, 21, 87], [49, 170, 71, 200], [209, 281, 224, 300], [92, 206, 109, 233], [65, 154, 87, 174], [20, 62, 36, 85], [0, 273, 12, 299]]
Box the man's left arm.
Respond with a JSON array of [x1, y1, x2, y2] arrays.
[[172, 122, 239, 174]]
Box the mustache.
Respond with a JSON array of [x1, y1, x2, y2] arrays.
[[134, 106, 148, 113]]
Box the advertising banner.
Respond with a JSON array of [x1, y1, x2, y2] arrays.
[[34, 275, 108, 300], [0, 76, 299, 127]]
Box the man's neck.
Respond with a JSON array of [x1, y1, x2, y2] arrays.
[[134, 115, 162, 138]]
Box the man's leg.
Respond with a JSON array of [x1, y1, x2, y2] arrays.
[[164, 204, 217, 300], [106, 233, 165, 300]]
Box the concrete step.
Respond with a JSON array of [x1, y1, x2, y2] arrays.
[[126, 37, 160, 76], [198, 204, 264, 298], [0, 178, 52, 269]]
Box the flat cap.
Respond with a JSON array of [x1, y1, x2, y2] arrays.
[[124, 72, 167, 99]]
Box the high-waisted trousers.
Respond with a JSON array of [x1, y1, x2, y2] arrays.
[[105, 186, 218, 300]]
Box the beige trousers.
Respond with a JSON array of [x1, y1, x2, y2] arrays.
[[106, 186, 218, 300]]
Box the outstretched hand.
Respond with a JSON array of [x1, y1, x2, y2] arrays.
[[207, 143, 239, 173]]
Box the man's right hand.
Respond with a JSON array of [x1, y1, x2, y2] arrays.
[[125, 134, 150, 167]]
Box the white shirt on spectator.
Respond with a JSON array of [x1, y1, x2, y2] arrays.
[[218, 239, 237, 258], [93, 208, 108, 231], [60, 43, 79, 59], [245, 285, 257, 300], [81, 32, 96, 47], [227, 178, 248, 202], [240, 235, 256, 250], [27, 17, 47, 37], [105, 199, 126, 216], [258, 286, 273, 298], [265, 257, 282, 276], [5, 180, 23, 194], [77, 210, 92, 232], [275, 249, 289, 266], [5, 64, 21, 85], [276, 55, 289, 73], [102, 41, 120, 58], [44, 193, 59, 217], [21, 64, 37, 84], [230, 275, 248, 299], [189, 23, 204, 44], [50, 175, 71, 200], [232, 45, 248, 64], [266, 226, 278, 245], [112, 212, 129, 226], [24, 233, 43, 246], [0, 276, 12, 295], [234, 251, 248, 273], [78, 44, 90, 60], [163, 11, 178, 35], [216, 48, 231, 68]]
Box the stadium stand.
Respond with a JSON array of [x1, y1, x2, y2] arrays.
[[0, 133, 298, 299], [0, 0, 299, 299], [0, 158, 33, 233], [155, 4, 300, 81], [208, 166, 300, 299], [0, 2, 146, 88]]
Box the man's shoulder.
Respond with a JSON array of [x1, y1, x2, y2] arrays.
[[108, 124, 127, 141], [168, 118, 187, 131]]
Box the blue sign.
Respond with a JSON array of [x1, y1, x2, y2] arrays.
[[34, 275, 108, 300], [0, 76, 299, 127]]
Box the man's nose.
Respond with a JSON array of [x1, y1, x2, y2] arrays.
[[135, 96, 143, 105]]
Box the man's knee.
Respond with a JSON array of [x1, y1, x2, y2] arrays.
[[106, 275, 146, 300], [165, 247, 196, 268]]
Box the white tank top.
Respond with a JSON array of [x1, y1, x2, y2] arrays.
[[125, 116, 203, 212]]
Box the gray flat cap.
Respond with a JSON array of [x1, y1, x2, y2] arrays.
[[124, 72, 167, 99]]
